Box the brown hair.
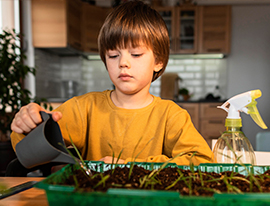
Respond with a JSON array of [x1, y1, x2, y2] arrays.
[[98, 0, 170, 82]]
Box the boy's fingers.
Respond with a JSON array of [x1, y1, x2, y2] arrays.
[[11, 103, 63, 134], [27, 103, 45, 124], [51, 111, 62, 122], [11, 121, 28, 134], [11, 103, 44, 134], [11, 115, 35, 134]]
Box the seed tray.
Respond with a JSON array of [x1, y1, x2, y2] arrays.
[[35, 161, 270, 206]]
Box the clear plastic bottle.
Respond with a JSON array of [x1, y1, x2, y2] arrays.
[[213, 121, 256, 164]]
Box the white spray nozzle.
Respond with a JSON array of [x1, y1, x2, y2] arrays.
[[218, 89, 267, 129]]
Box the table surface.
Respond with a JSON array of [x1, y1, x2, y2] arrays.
[[0, 177, 48, 206]]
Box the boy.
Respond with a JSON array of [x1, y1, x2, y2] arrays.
[[10, 1, 213, 165]]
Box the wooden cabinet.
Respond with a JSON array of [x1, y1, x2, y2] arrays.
[[154, 5, 231, 54], [199, 103, 226, 147], [31, 0, 110, 53], [32, 2, 230, 54], [177, 102, 226, 148], [198, 5, 231, 54]]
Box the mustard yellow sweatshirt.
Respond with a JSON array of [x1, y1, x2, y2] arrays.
[[11, 90, 214, 165]]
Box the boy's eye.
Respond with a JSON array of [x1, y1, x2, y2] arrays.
[[132, 53, 143, 57], [108, 54, 118, 59]]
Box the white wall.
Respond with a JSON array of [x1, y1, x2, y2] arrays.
[[227, 5, 270, 148]]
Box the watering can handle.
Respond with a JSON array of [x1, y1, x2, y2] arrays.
[[40, 111, 51, 122]]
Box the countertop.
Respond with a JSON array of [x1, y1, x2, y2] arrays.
[[0, 177, 48, 206]]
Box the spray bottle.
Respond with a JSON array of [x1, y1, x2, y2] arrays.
[[213, 89, 267, 165]]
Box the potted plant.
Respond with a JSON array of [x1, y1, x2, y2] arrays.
[[179, 88, 191, 101], [0, 29, 35, 175]]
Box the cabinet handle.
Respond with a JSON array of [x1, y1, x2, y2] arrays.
[[206, 48, 222, 52], [208, 120, 223, 124]]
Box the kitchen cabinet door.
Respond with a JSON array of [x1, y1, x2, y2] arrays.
[[198, 5, 231, 54], [175, 6, 199, 54], [81, 4, 111, 53], [154, 5, 199, 54], [199, 102, 227, 118], [32, 0, 83, 50], [154, 6, 176, 53], [199, 102, 227, 148], [200, 119, 225, 147], [67, 0, 83, 51], [32, 0, 67, 48]]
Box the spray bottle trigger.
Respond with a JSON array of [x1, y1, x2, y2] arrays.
[[247, 100, 268, 129]]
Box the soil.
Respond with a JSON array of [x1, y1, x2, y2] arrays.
[[59, 164, 270, 196]]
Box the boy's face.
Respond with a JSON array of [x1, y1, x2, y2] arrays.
[[105, 44, 163, 95]]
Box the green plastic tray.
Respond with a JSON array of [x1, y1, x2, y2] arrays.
[[35, 161, 270, 206]]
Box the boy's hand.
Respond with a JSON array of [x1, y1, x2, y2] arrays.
[[99, 156, 125, 164], [11, 102, 62, 134]]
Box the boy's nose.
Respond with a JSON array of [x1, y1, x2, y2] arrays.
[[119, 55, 131, 69]]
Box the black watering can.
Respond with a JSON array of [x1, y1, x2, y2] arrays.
[[15, 111, 77, 169]]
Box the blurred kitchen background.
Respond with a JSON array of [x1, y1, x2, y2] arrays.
[[1, 0, 270, 149]]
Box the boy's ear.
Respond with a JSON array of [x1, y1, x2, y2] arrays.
[[154, 62, 163, 72]]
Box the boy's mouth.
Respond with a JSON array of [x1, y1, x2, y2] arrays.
[[119, 73, 132, 81]]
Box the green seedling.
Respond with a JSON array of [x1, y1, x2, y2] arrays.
[[65, 124, 92, 177], [189, 152, 197, 181], [165, 170, 184, 190], [139, 173, 161, 189], [108, 143, 124, 174], [198, 170, 204, 187], [138, 150, 197, 190], [128, 137, 154, 179], [222, 174, 243, 194], [181, 175, 193, 195], [93, 174, 110, 189], [72, 171, 79, 189]]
